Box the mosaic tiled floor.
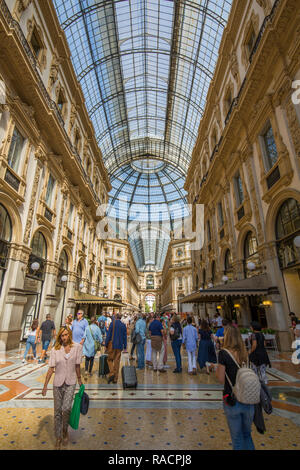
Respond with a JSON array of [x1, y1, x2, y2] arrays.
[[0, 341, 299, 450], [1, 408, 300, 450]]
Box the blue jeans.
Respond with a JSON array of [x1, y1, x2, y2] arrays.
[[42, 339, 50, 352], [24, 335, 37, 359], [137, 339, 145, 369], [223, 401, 255, 450], [171, 339, 182, 370]]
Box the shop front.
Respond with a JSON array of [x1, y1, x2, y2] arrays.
[[74, 291, 126, 318], [180, 274, 275, 330]]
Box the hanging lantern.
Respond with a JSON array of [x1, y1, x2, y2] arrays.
[[222, 275, 229, 282], [208, 283, 213, 288], [31, 262, 40, 271], [61, 275, 68, 283], [294, 236, 300, 248], [79, 282, 84, 290], [247, 261, 256, 271]]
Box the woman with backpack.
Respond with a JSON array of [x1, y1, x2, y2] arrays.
[[249, 321, 271, 384], [169, 315, 183, 373], [82, 316, 102, 378], [216, 326, 260, 450]]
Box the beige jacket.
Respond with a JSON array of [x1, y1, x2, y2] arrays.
[[49, 342, 82, 387]]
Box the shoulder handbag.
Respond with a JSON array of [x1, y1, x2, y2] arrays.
[[89, 325, 101, 353], [69, 384, 85, 430]]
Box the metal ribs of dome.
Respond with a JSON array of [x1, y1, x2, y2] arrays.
[[53, 0, 232, 269]]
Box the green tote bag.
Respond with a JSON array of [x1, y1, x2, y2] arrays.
[[69, 384, 85, 430]]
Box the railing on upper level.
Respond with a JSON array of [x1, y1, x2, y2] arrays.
[[0, 0, 101, 205]]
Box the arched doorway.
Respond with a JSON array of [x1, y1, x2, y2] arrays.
[[145, 293, 156, 313], [22, 231, 47, 339], [276, 198, 300, 314]]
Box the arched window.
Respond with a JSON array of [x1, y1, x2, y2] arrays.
[[29, 231, 47, 279], [195, 274, 199, 290], [0, 204, 12, 293], [211, 260, 216, 283], [244, 231, 258, 259], [57, 249, 68, 285], [77, 262, 82, 277], [31, 232, 47, 259], [0, 204, 12, 243], [244, 231, 259, 278], [224, 249, 233, 275], [146, 275, 154, 289], [76, 262, 83, 291], [202, 269, 206, 288], [59, 250, 68, 271], [276, 198, 300, 240], [276, 198, 300, 269]]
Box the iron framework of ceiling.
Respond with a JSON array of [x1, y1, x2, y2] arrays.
[[53, 0, 232, 269]]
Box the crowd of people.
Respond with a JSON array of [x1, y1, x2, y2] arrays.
[[20, 308, 300, 450]]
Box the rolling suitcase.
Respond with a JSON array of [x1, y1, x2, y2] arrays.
[[121, 363, 138, 390], [99, 354, 109, 377]]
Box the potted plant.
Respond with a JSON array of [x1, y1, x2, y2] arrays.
[[240, 327, 250, 341], [262, 328, 276, 339]]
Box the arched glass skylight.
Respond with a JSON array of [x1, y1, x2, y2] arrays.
[[52, 0, 233, 269]]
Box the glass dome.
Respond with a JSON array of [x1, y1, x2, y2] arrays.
[[106, 160, 188, 269]]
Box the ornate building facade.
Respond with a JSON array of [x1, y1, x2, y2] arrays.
[[184, 0, 300, 351], [102, 239, 140, 315], [161, 238, 192, 314], [0, 0, 111, 349]]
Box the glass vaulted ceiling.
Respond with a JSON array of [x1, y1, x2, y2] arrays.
[[53, 0, 232, 270]]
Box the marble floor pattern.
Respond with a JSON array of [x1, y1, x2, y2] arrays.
[[0, 342, 300, 450]]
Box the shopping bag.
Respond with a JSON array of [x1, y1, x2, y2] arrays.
[[69, 384, 85, 430]]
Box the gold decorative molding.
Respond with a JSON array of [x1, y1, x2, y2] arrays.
[[12, 0, 32, 21], [285, 99, 300, 159], [255, 0, 272, 16], [47, 51, 61, 92], [23, 162, 42, 245], [241, 11, 260, 68], [27, 18, 47, 73], [8, 243, 31, 264]]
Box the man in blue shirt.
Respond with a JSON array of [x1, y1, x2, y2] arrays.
[[135, 314, 146, 370], [71, 310, 88, 345], [105, 313, 127, 384]]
